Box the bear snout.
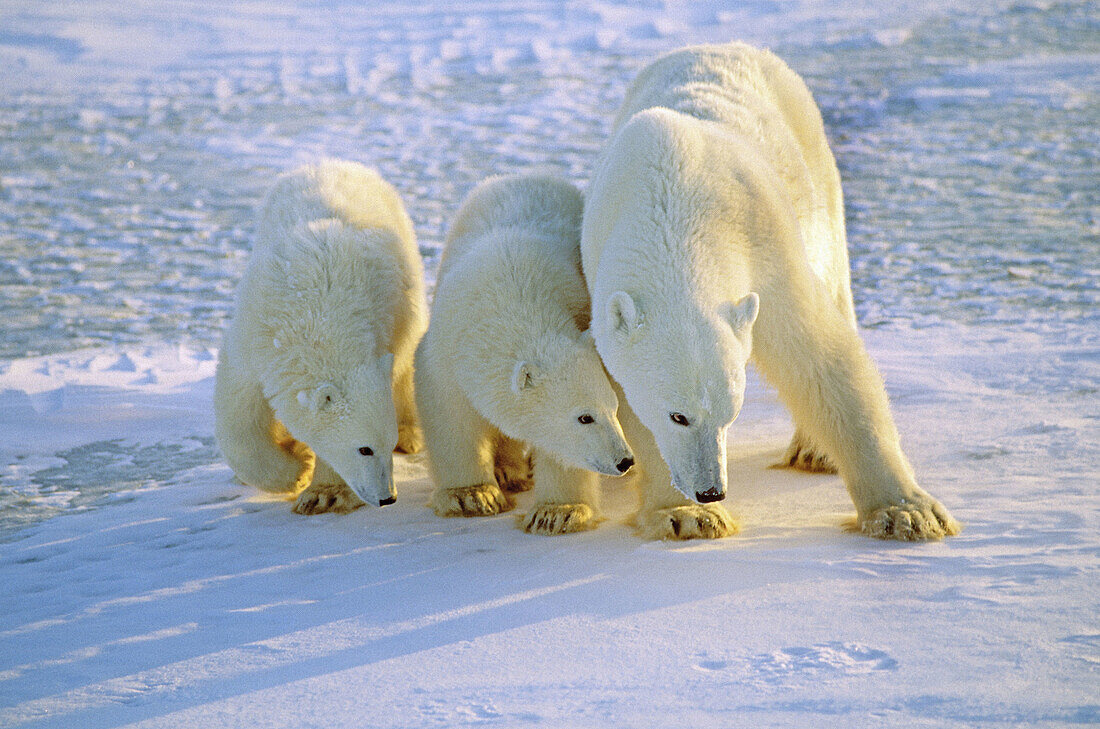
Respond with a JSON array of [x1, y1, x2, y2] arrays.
[[379, 495, 397, 507], [616, 456, 635, 474], [695, 486, 725, 503]]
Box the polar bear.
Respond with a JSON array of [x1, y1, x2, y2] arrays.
[[416, 174, 635, 534], [214, 159, 427, 515], [582, 43, 960, 541]]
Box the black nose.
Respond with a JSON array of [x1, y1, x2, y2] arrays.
[[379, 496, 396, 507], [616, 457, 635, 474], [695, 487, 725, 503]]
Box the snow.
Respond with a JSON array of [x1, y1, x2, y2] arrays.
[[0, 326, 1096, 727], [1, 0, 1098, 727]]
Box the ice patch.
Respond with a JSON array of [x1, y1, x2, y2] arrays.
[[873, 27, 912, 47], [905, 85, 993, 109]]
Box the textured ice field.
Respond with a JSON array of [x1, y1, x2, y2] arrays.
[[1, 0, 1098, 727], [2, 0, 1095, 358]]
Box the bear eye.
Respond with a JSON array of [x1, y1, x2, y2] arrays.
[[669, 412, 691, 427], [577, 414, 595, 425], [358, 446, 374, 456]]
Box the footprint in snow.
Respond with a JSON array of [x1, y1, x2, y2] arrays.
[[456, 703, 502, 721], [750, 642, 897, 684]]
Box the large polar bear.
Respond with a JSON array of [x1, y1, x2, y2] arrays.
[[416, 174, 635, 534], [214, 159, 427, 515], [582, 43, 960, 541]]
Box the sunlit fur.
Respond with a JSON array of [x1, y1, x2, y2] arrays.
[[416, 174, 633, 534], [583, 43, 959, 540], [214, 160, 427, 510]]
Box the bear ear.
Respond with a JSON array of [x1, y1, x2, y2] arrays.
[[511, 360, 539, 394], [720, 292, 760, 341], [607, 291, 638, 337], [298, 382, 341, 413]]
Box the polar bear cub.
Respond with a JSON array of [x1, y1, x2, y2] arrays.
[[416, 174, 635, 534], [583, 42, 960, 541], [214, 159, 427, 514]]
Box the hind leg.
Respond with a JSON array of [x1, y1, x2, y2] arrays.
[[394, 358, 424, 455], [493, 434, 533, 493], [777, 428, 838, 474], [777, 241, 852, 476]]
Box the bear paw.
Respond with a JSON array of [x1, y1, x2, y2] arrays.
[[431, 483, 515, 517], [860, 499, 961, 541], [519, 503, 600, 535], [495, 453, 534, 493], [292, 482, 365, 515], [776, 438, 838, 474], [638, 503, 740, 541], [396, 424, 424, 454]]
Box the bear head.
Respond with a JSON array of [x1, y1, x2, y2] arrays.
[[594, 289, 759, 503], [502, 331, 634, 476], [276, 353, 399, 507]]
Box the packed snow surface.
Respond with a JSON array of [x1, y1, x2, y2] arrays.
[[1, 0, 1097, 727]]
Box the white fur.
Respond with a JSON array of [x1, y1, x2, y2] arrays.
[[583, 43, 959, 541], [214, 159, 427, 511], [416, 174, 634, 533]]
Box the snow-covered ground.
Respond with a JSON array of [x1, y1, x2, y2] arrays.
[[1, 1, 1097, 727]]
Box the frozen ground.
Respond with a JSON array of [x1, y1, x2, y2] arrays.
[[2, 0, 1096, 357], [1, 0, 1097, 727]]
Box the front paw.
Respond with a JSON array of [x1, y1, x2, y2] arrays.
[[396, 424, 424, 454], [519, 503, 600, 535], [637, 503, 739, 541], [293, 482, 365, 515], [860, 499, 960, 541], [430, 483, 515, 517]]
